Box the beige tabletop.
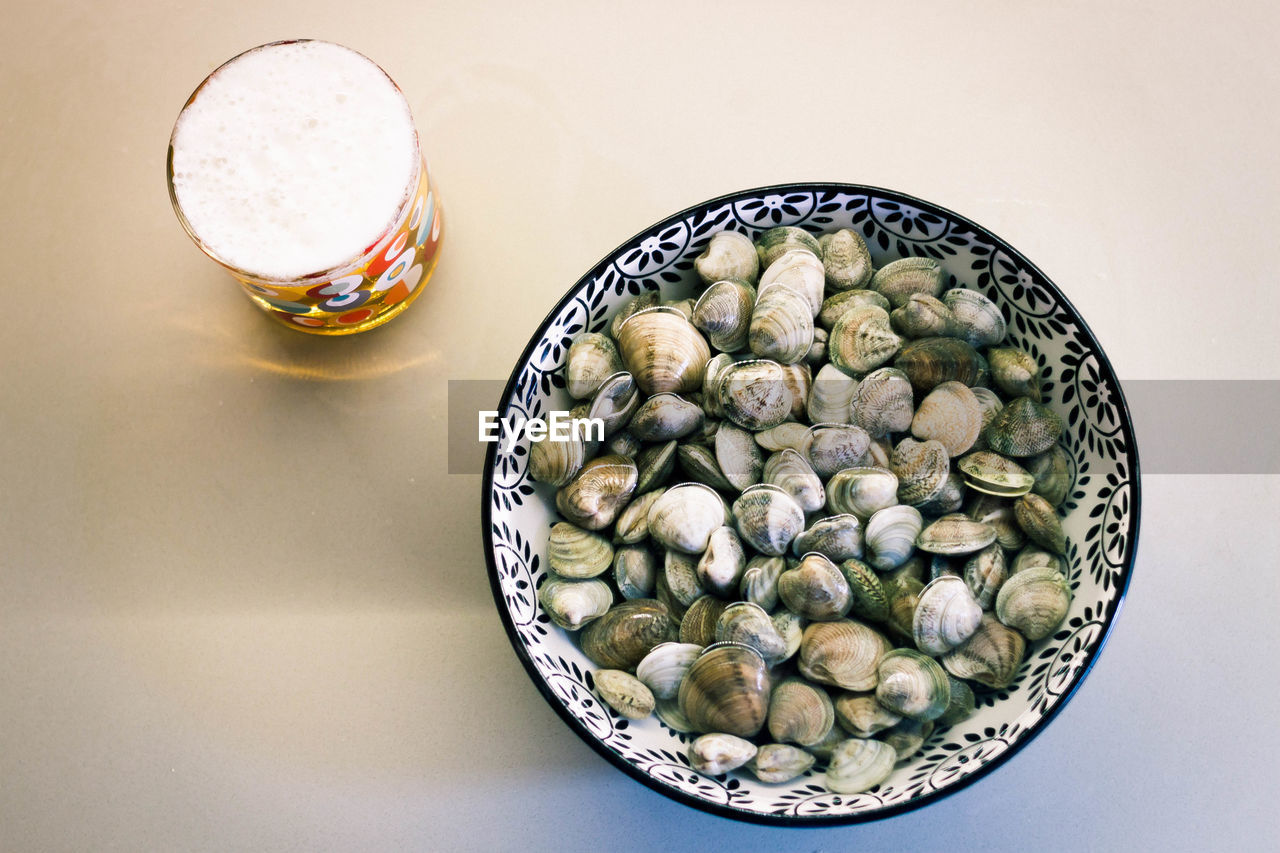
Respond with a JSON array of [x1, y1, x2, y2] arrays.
[[3, 1, 1279, 850]]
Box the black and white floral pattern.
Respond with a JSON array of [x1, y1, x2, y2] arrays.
[[482, 184, 1140, 824]]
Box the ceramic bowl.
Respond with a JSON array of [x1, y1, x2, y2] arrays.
[[482, 183, 1140, 824]]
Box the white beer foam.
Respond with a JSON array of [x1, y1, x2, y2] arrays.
[[170, 41, 418, 280]]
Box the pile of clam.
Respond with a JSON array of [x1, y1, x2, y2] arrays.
[[529, 226, 1073, 795]]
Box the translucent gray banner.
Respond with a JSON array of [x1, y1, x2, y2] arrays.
[[448, 379, 1280, 475]]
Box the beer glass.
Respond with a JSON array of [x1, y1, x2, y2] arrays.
[[167, 40, 442, 335]]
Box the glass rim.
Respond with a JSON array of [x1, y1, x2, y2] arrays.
[[165, 39, 423, 286]]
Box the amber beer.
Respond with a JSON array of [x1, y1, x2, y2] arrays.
[[167, 40, 442, 334]]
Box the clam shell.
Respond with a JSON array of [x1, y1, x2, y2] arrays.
[[692, 279, 756, 352], [718, 358, 793, 430], [880, 717, 932, 764], [676, 442, 735, 492], [988, 346, 1042, 401], [829, 304, 902, 375], [826, 738, 896, 794], [695, 230, 759, 286], [801, 423, 871, 480], [679, 595, 729, 646], [864, 504, 924, 571], [911, 381, 983, 456], [747, 743, 816, 784], [548, 522, 614, 579], [732, 484, 806, 556], [556, 454, 638, 531], [635, 641, 703, 701], [696, 525, 747, 598], [586, 371, 640, 438], [849, 366, 914, 437], [943, 287, 1006, 349], [966, 492, 1027, 551], [995, 566, 1071, 640], [883, 575, 924, 644], [778, 552, 854, 621], [916, 515, 998, 556], [607, 431, 642, 458], [968, 386, 1004, 452], [963, 543, 1008, 610], [886, 555, 928, 586], [891, 437, 951, 507], [806, 327, 829, 366], [580, 599, 679, 670], [917, 470, 965, 516], [894, 336, 983, 396], [984, 396, 1064, 458], [635, 440, 677, 494], [538, 575, 613, 631], [807, 362, 857, 425], [528, 432, 585, 487], [773, 361, 814, 420], [875, 648, 951, 721], [780, 361, 811, 420], [772, 609, 804, 664], [833, 692, 902, 738], [928, 553, 961, 582], [700, 352, 736, 418], [628, 392, 705, 442], [739, 555, 787, 612], [936, 676, 976, 727], [756, 226, 821, 268], [691, 415, 721, 448], [958, 450, 1034, 497], [715, 601, 788, 666], [870, 257, 944, 309], [749, 284, 814, 363], [1027, 444, 1072, 506], [613, 488, 666, 544], [912, 575, 983, 655], [792, 514, 864, 562], [647, 482, 730, 554], [677, 642, 772, 737], [763, 449, 826, 513], [804, 717, 851, 762], [609, 290, 660, 340], [819, 289, 891, 330], [798, 619, 891, 691], [754, 421, 811, 453], [890, 293, 957, 339], [663, 296, 697, 324], [767, 678, 836, 747], [1014, 492, 1067, 553], [1011, 545, 1065, 576], [566, 332, 624, 400], [758, 249, 825, 316], [615, 307, 712, 396], [839, 557, 891, 624], [662, 549, 707, 614], [689, 733, 758, 775], [778, 361, 808, 412], [819, 229, 874, 291], [715, 422, 764, 491], [941, 611, 1026, 689], [654, 696, 695, 732], [826, 466, 899, 521], [593, 669, 655, 720], [614, 543, 658, 600]]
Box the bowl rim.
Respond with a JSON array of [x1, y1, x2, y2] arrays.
[[480, 181, 1141, 825]]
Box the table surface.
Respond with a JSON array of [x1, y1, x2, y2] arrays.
[[3, 1, 1279, 850]]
